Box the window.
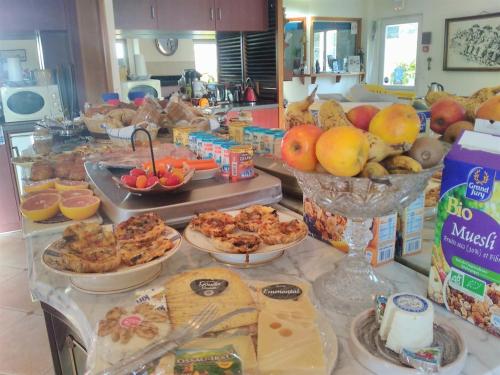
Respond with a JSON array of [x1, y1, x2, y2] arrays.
[[193, 40, 217, 81], [115, 39, 126, 60], [380, 17, 420, 88], [314, 30, 337, 72]]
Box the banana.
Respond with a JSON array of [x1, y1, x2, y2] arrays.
[[360, 162, 389, 178], [318, 99, 353, 129], [285, 86, 318, 128], [388, 168, 412, 175], [383, 155, 423, 173], [365, 132, 410, 162]]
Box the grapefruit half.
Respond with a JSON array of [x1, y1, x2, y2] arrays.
[[21, 189, 59, 202], [24, 178, 58, 193], [60, 195, 100, 220], [55, 180, 89, 191], [60, 189, 93, 200], [21, 193, 61, 221]]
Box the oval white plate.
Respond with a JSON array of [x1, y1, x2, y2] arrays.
[[184, 209, 307, 267], [42, 225, 182, 294], [349, 308, 467, 375], [192, 167, 220, 181]]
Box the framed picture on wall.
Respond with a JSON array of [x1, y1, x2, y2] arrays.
[[443, 12, 500, 71]]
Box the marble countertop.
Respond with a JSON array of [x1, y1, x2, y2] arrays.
[[26, 207, 500, 375]]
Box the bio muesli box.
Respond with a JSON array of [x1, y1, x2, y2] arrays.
[[428, 130, 500, 337]]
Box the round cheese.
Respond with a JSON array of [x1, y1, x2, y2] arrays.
[[379, 293, 434, 353]]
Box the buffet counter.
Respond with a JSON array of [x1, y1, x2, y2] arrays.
[[26, 205, 500, 375]]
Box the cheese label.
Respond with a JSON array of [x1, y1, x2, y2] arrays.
[[190, 279, 229, 297], [262, 283, 303, 300], [393, 294, 429, 313]]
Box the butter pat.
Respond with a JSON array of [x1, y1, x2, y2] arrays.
[[379, 293, 434, 353]]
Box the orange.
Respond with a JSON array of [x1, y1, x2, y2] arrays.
[[136, 175, 148, 188], [369, 103, 420, 144], [476, 96, 500, 121], [315, 127, 369, 177]]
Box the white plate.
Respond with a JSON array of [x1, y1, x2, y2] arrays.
[[42, 225, 182, 294], [349, 308, 467, 375], [192, 167, 220, 181], [183, 210, 307, 267]]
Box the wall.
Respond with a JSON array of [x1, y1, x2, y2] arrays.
[[365, 0, 500, 97], [138, 39, 195, 76], [0, 39, 39, 80], [283, 0, 368, 102]]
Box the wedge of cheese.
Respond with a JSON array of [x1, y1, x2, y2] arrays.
[[379, 293, 434, 353], [164, 267, 257, 332], [155, 336, 257, 375], [257, 310, 326, 375], [251, 281, 317, 321]]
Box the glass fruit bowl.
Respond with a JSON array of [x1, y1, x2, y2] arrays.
[[289, 164, 442, 316]]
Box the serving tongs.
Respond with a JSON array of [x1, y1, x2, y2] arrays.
[[98, 304, 256, 375]]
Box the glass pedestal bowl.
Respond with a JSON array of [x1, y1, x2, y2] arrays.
[[290, 165, 441, 316]]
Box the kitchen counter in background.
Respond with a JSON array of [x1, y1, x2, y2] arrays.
[[224, 102, 279, 128], [26, 205, 500, 375]]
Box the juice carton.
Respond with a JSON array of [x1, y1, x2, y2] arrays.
[[303, 197, 397, 266], [396, 192, 425, 257], [428, 130, 500, 337]]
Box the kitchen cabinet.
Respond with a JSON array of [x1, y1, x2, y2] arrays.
[[227, 106, 279, 129], [113, 0, 157, 30], [113, 0, 268, 32], [0, 0, 67, 32], [156, 0, 214, 31], [214, 0, 268, 31]]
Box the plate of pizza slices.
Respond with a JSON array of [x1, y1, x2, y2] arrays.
[[183, 205, 309, 267], [42, 213, 182, 293]]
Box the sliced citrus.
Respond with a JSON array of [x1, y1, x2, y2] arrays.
[[21, 193, 61, 221], [59, 189, 93, 200], [21, 188, 59, 202], [24, 178, 58, 193], [55, 179, 89, 191], [60, 195, 100, 220]]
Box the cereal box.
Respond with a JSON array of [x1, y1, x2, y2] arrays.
[[396, 192, 425, 257], [303, 198, 397, 266], [428, 130, 500, 337]]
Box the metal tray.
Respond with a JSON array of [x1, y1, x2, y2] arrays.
[[85, 162, 282, 227], [253, 156, 303, 198]]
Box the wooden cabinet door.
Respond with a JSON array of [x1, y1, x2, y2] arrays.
[[214, 0, 268, 32], [156, 0, 215, 31], [113, 0, 157, 30], [0, 0, 66, 32]]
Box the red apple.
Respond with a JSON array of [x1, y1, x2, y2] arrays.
[[121, 175, 137, 187], [146, 176, 159, 187], [430, 98, 466, 134], [346, 105, 380, 131], [129, 168, 146, 177], [281, 124, 323, 171]]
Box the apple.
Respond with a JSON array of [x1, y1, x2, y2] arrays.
[[281, 124, 323, 171], [430, 98, 466, 134], [146, 176, 159, 187], [164, 175, 181, 186], [121, 175, 137, 187], [129, 168, 146, 177], [346, 105, 379, 131]]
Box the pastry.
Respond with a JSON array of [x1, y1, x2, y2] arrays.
[[258, 219, 308, 245], [211, 233, 262, 254], [115, 213, 166, 243], [235, 205, 279, 232], [119, 233, 174, 266], [61, 223, 121, 273], [190, 211, 236, 238], [30, 160, 53, 181]]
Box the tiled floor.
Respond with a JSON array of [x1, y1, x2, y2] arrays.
[[0, 231, 54, 375]]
